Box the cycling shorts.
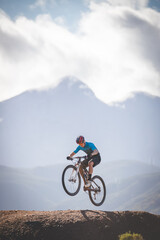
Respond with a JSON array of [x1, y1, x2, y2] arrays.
[[81, 153, 101, 169]]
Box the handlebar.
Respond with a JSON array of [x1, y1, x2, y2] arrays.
[[67, 156, 87, 161]]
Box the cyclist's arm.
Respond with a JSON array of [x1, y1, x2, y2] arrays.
[[69, 152, 76, 158], [91, 149, 99, 157], [88, 143, 99, 157], [69, 145, 81, 158]]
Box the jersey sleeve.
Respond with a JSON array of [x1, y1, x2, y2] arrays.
[[89, 142, 97, 151], [74, 146, 80, 154]]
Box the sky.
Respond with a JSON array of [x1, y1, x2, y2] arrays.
[[0, 0, 160, 105]]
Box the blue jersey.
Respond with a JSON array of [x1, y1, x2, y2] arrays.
[[74, 142, 97, 155]]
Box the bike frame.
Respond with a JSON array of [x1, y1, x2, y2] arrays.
[[63, 156, 106, 206], [69, 157, 83, 181], [69, 156, 100, 193]]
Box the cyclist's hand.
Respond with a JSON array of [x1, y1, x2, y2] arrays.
[[67, 156, 73, 160]]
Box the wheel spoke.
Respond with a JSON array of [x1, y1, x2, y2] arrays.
[[62, 165, 81, 196], [89, 176, 106, 206]]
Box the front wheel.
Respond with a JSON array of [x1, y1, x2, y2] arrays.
[[62, 165, 81, 196], [89, 175, 106, 206]]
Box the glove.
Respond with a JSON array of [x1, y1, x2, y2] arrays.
[[67, 156, 73, 160]]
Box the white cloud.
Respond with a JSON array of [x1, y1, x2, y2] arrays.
[[0, 2, 160, 104], [86, 0, 149, 9]]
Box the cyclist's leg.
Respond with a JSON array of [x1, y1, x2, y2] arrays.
[[90, 154, 101, 167], [88, 154, 101, 178], [80, 159, 88, 184], [88, 161, 94, 175], [79, 165, 85, 184]]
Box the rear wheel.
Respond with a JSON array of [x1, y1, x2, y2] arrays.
[[62, 165, 81, 196], [89, 175, 106, 206]]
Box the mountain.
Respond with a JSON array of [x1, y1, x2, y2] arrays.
[[0, 210, 160, 240], [0, 164, 65, 211], [0, 77, 160, 168], [105, 172, 160, 213], [1, 161, 160, 214]]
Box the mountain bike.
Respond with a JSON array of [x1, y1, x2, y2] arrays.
[[62, 156, 106, 206]]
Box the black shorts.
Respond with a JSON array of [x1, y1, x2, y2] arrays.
[[81, 153, 101, 169]]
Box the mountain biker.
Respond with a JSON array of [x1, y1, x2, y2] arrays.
[[67, 136, 101, 188]]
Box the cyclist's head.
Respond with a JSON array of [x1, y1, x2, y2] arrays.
[[76, 135, 85, 144]]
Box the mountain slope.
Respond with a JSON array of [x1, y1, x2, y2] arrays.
[[0, 77, 160, 167], [0, 210, 160, 240], [105, 172, 160, 214], [0, 165, 65, 210], [1, 161, 160, 214]]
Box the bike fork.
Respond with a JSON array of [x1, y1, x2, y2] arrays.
[[70, 165, 79, 180]]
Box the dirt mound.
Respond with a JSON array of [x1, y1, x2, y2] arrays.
[[0, 210, 160, 240]]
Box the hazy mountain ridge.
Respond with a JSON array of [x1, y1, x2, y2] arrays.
[[0, 77, 160, 168], [0, 78, 160, 213], [106, 171, 160, 213], [1, 160, 160, 214]]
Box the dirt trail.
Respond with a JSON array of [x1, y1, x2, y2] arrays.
[[0, 210, 160, 240]]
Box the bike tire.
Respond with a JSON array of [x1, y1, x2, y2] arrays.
[[62, 165, 81, 196], [89, 175, 106, 206]]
